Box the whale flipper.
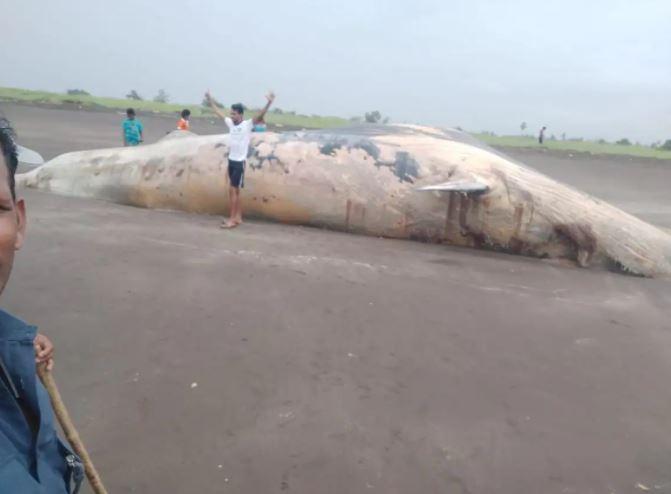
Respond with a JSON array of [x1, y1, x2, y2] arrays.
[[417, 179, 489, 194]]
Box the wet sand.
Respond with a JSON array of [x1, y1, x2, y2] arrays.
[[2, 103, 671, 494]]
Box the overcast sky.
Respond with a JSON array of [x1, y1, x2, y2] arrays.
[[2, 0, 669, 142]]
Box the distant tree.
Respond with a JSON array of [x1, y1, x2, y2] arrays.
[[364, 110, 382, 123], [550, 134, 557, 141], [661, 139, 671, 151], [616, 138, 631, 146], [126, 90, 143, 101], [66, 89, 90, 96], [597, 138, 607, 145], [561, 132, 566, 141], [382, 117, 390, 124], [271, 107, 284, 114], [153, 89, 170, 103], [455, 126, 463, 131], [520, 121, 527, 133], [349, 116, 363, 123]]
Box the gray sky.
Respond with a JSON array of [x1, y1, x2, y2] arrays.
[[2, 0, 669, 142]]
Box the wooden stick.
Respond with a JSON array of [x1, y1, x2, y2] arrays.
[[37, 364, 109, 494]]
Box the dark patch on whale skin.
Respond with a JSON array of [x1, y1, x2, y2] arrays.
[[279, 128, 395, 149], [286, 130, 417, 182], [352, 140, 380, 161], [295, 124, 473, 145], [277, 124, 538, 174], [316, 138, 381, 162], [319, 141, 344, 156], [373, 151, 419, 183], [249, 144, 282, 171], [318, 137, 381, 162], [391, 151, 419, 183]]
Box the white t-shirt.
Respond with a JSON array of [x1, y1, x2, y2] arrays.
[[224, 117, 253, 161]]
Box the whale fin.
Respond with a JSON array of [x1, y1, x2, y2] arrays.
[[417, 179, 489, 194], [17, 145, 45, 166]]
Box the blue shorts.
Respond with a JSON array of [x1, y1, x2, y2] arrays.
[[228, 159, 245, 188]]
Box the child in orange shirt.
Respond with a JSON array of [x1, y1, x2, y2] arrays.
[[177, 109, 191, 130]]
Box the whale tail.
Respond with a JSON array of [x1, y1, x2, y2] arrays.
[[17, 145, 44, 166]]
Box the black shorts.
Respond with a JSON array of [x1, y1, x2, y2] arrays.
[[228, 159, 245, 188]]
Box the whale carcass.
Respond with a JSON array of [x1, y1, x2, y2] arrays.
[[18, 125, 671, 277]]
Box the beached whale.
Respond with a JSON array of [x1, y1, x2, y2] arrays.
[[18, 125, 671, 277]]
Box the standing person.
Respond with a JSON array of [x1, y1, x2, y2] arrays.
[[538, 126, 547, 145], [205, 90, 275, 229], [177, 109, 191, 131], [0, 118, 83, 493], [122, 108, 143, 146]]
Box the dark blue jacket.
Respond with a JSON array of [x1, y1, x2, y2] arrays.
[[0, 310, 82, 493]]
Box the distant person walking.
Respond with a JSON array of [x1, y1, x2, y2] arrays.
[[177, 109, 191, 131], [205, 90, 275, 229], [538, 126, 547, 145], [122, 108, 143, 146]]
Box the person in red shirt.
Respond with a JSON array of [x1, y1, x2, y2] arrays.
[[177, 109, 191, 131]]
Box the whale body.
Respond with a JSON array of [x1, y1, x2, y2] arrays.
[[19, 125, 671, 277]]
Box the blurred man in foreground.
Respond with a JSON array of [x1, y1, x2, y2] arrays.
[[0, 117, 83, 493]]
